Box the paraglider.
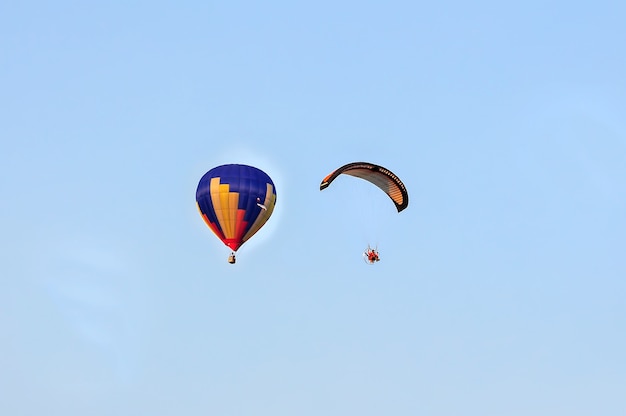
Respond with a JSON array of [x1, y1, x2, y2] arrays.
[[320, 162, 408, 263], [196, 164, 277, 264], [363, 245, 380, 264]]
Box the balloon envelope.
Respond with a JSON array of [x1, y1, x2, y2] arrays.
[[196, 164, 277, 251]]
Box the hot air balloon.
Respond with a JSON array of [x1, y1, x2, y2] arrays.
[[196, 164, 277, 264], [319, 162, 408, 264]]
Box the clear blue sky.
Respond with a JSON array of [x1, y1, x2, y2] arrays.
[[2, 1, 625, 415]]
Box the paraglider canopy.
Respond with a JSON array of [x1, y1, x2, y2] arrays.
[[320, 162, 408, 212]]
